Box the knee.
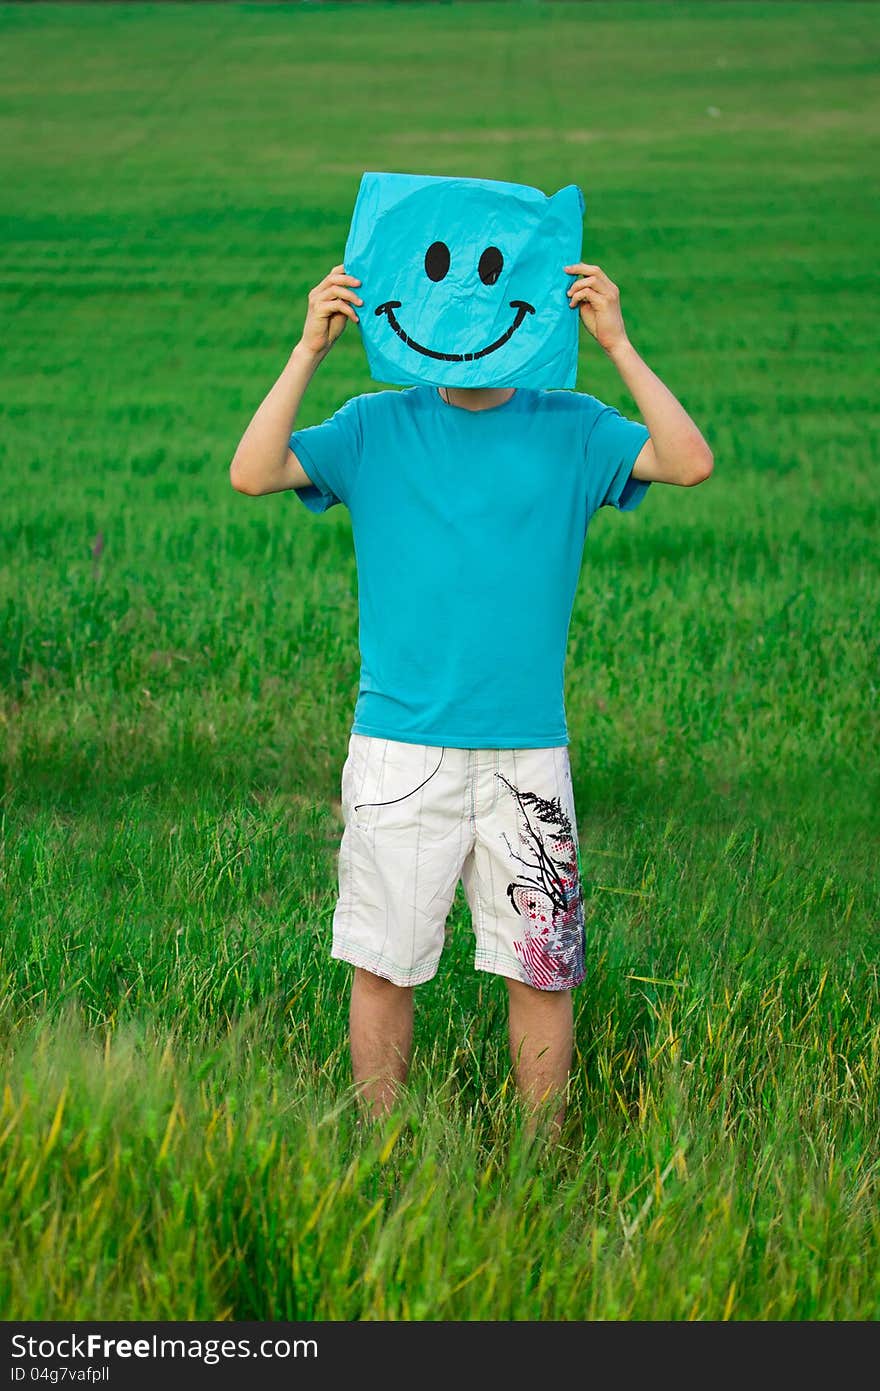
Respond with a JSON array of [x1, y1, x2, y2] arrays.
[[506, 976, 571, 1008], [353, 966, 414, 999]]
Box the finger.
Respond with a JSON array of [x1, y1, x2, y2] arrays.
[[566, 276, 597, 295], [568, 273, 613, 298], [317, 269, 362, 292], [570, 287, 604, 305], [316, 265, 344, 289], [564, 263, 602, 275], [327, 281, 364, 304], [319, 285, 363, 307], [321, 298, 359, 322]]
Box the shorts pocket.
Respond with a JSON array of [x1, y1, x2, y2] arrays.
[[350, 737, 442, 833]]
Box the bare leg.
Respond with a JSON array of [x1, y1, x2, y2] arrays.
[[505, 977, 573, 1134], [349, 966, 414, 1119]]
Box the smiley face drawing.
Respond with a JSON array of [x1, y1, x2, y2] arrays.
[[343, 172, 585, 390]]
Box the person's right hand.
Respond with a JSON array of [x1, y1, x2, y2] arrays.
[[299, 265, 363, 357]]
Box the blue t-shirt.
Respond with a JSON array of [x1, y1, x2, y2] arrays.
[[290, 385, 650, 748]]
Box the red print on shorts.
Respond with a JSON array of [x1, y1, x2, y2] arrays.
[[494, 772, 586, 990]]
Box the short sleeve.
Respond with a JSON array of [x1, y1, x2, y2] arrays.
[[584, 404, 651, 516], [289, 395, 363, 513]]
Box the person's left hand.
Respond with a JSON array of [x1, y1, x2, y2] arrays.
[[564, 263, 630, 356]]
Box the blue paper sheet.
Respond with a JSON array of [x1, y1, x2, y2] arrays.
[[343, 171, 585, 390]]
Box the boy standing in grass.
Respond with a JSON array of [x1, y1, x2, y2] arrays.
[[231, 252, 713, 1131]]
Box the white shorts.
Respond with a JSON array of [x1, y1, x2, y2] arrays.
[[331, 733, 586, 991]]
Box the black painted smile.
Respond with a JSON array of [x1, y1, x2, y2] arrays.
[[374, 299, 535, 362]]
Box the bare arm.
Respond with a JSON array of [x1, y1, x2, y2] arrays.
[[607, 340, 713, 487], [229, 265, 363, 497], [565, 261, 714, 487]]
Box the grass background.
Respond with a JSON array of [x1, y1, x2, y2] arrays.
[[1, 0, 878, 1319]]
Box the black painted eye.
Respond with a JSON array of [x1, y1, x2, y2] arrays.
[[424, 241, 450, 282], [478, 246, 504, 285]]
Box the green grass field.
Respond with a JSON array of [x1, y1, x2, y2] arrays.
[[1, 0, 878, 1320]]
